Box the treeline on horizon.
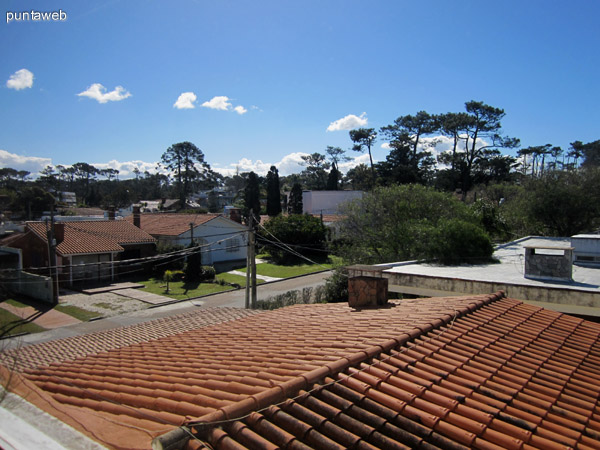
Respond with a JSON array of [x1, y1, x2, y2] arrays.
[[1, 100, 599, 238]]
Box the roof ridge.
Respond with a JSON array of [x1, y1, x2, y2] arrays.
[[153, 291, 506, 449]]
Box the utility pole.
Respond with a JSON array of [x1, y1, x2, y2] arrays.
[[250, 211, 257, 309], [245, 210, 257, 309], [46, 209, 59, 304]]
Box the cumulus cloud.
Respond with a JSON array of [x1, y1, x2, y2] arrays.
[[326, 112, 368, 132], [202, 95, 232, 111], [201, 95, 249, 114], [212, 152, 374, 178], [77, 83, 131, 103], [6, 69, 34, 90], [173, 92, 197, 109], [0, 149, 51, 174]]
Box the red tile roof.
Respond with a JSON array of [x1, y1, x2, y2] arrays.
[[126, 213, 223, 236], [3, 292, 600, 450], [26, 220, 156, 255]]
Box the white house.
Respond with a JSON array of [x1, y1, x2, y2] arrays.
[[128, 212, 248, 268]]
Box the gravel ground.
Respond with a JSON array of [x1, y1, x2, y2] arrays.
[[58, 289, 148, 318]]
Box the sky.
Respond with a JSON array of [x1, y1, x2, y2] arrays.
[[1, 0, 599, 179]]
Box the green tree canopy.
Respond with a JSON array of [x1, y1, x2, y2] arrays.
[[258, 214, 327, 264], [338, 184, 493, 264], [266, 165, 282, 216], [243, 171, 261, 222], [287, 183, 303, 214]]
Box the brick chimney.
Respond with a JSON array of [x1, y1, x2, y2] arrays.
[[133, 205, 141, 228], [54, 223, 65, 245], [107, 207, 116, 220], [228, 207, 242, 224]]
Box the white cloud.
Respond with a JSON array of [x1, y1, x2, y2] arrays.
[[202, 95, 232, 111], [6, 69, 34, 90], [326, 112, 368, 132], [0, 149, 51, 173], [201, 95, 249, 114], [173, 92, 197, 109], [212, 152, 374, 178], [381, 142, 391, 150], [77, 83, 131, 103]]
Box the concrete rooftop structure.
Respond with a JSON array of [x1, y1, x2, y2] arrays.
[[382, 236, 600, 317]]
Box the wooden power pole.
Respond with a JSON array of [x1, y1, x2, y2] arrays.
[[245, 210, 257, 309]]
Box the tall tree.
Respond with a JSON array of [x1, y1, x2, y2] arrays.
[[243, 171, 261, 223], [300, 153, 330, 190], [324, 146, 349, 191], [288, 183, 303, 214], [457, 101, 519, 197], [344, 164, 372, 191], [266, 165, 282, 217], [160, 141, 210, 206], [349, 128, 377, 184], [579, 140, 600, 168], [381, 111, 438, 171]]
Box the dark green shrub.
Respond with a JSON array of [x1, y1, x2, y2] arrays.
[[323, 267, 349, 302], [199, 265, 216, 282], [426, 219, 494, 265], [184, 245, 203, 281], [258, 214, 328, 264]]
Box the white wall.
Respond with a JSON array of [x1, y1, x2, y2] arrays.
[[302, 190, 364, 215], [177, 217, 247, 265]]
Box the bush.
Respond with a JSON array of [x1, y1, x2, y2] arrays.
[[425, 219, 494, 265], [323, 267, 349, 302], [184, 245, 203, 281], [258, 214, 328, 264], [199, 265, 216, 282], [338, 184, 491, 264]]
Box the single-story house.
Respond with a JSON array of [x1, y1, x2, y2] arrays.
[[3, 219, 156, 285], [2, 291, 600, 449], [127, 212, 248, 268]]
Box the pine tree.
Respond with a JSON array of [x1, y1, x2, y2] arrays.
[[243, 171, 261, 223], [266, 166, 282, 216], [288, 183, 303, 214]]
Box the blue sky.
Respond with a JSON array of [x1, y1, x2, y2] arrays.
[[2, 0, 599, 178]]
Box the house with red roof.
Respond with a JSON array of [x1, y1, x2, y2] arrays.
[[1, 291, 600, 449], [127, 212, 248, 269], [3, 219, 156, 286]]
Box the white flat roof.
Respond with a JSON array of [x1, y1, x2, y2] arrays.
[[385, 236, 600, 293]]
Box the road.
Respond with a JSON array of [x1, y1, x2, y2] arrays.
[[2, 270, 334, 350]]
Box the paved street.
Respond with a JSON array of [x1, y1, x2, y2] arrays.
[[1, 270, 333, 350]]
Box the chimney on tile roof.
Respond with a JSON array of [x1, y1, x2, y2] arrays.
[[346, 265, 390, 307], [107, 207, 116, 220], [54, 223, 65, 245], [133, 205, 141, 228], [228, 207, 242, 223]]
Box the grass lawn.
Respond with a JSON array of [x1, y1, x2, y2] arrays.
[[0, 308, 46, 336], [55, 304, 101, 321], [239, 256, 342, 279], [140, 278, 235, 300]]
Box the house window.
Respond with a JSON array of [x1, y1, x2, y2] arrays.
[[226, 237, 240, 253]]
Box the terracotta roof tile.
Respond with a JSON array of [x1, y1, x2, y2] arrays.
[[4, 292, 600, 450], [26, 220, 156, 255], [125, 213, 227, 236]]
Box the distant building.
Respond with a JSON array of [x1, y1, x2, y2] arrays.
[[127, 211, 247, 269], [572, 234, 600, 266], [301, 190, 363, 215]]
